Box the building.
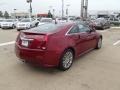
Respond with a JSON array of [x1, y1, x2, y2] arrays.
[[37, 14, 48, 18], [11, 12, 29, 19]]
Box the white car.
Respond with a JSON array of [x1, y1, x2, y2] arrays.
[[16, 18, 38, 31], [38, 18, 55, 26], [1, 19, 18, 29], [56, 18, 68, 24], [40, 18, 53, 23], [0, 19, 4, 28]]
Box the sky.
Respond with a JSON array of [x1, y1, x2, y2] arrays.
[[0, 0, 120, 16]]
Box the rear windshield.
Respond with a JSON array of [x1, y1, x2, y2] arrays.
[[41, 19, 52, 23], [30, 23, 62, 33], [95, 18, 105, 22], [21, 19, 30, 22]]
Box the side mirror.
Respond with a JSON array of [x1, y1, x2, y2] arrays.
[[90, 25, 96, 32], [90, 28, 96, 32]]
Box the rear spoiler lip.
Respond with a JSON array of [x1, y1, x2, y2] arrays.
[[21, 31, 47, 35], [20, 37, 34, 41], [21, 31, 54, 36]]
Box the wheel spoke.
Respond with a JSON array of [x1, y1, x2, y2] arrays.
[[63, 51, 73, 68]]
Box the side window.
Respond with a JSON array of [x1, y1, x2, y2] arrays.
[[78, 24, 90, 32], [78, 24, 84, 32], [68, 26, 79, 34]]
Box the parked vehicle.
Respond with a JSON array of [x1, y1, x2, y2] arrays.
[[59, 17, 68, 23], [16, 18, 38, 31], [40, 18, 53, 23], [0, 19, 4, 28], [15, 22, 102, 71], [109, 18, 120, 26], [84, 20, 96, 30], [1, 19, 18, 29], [75, 19, 96, 30], [38, 18, 53, 26], [94, 18, 110, 30]]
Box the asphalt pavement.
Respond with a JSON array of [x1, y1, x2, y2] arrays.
[[0, 28, 120, 90]]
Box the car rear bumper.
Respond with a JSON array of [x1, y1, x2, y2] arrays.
[[15, 44, 60, 67]]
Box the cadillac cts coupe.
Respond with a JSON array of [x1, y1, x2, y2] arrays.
[[15, 23, 102, 71]]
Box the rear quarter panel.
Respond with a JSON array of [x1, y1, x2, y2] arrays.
[[46, 24, 75, 59]]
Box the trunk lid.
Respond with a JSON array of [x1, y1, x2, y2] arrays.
[[17, 31, 48, 50]]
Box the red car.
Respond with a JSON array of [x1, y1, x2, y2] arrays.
[[15, 23, 102, 71]]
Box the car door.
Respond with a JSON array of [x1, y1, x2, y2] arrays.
[[66, 25, 82, 56], [78, 24, 96, 52], [77, 24, 90, 53]]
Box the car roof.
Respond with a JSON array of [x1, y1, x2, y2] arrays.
[[3, 19, 15, 21]]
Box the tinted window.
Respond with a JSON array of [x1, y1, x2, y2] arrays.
[[68, 25, 79, 34], [114, 18, 119, 21], [28, 23, 62, 33], [41, 19, 52, 23], [21, 19, 30, 22], [78, 24, 90, 32]]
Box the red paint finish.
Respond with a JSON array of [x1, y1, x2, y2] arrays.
[[15, 23, 102, 68]]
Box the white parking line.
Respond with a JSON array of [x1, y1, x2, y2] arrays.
[[111, 27, 120, 29], [99, 30, 108, 33], [113, 40, 120, 46], [97, 29, 109, 33], [0, 41, 15, 47]]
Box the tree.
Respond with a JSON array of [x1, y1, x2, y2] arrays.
[[0, 11, 3, 17], [48, 10, 53, 18], [4, 11, 9, 19]]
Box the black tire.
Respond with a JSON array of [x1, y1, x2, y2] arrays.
[[96, 38, 102, 49], [101, 26, 105, 30], [12, 25, 15, 29], [35, 22, 39, 27], [17, 29, 20, 31], [59, 49, 74, 71], [30, 25, 32, 28]]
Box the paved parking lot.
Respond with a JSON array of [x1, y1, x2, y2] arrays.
[[0, 28, 120, 90]]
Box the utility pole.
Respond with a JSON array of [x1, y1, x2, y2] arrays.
[[62, 0, 64, 19], [53, 9, 55, 18], [66, 4, 70, 22], [81, 0, 84, 19], [14, 9, 17, 19], [49, 6, 53, 12], [81, 0, 88, 20], [84, 0, 88, 19], [27, 0, 32, 19]]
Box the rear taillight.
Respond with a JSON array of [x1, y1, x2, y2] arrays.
[[38, 35, 48, 50]]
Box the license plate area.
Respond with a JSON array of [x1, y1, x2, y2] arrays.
[[21, 40, 29, 47]]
